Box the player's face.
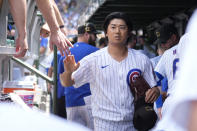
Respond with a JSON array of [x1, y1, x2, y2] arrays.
[[162, 38, 174, 50], [106, 19, 129, 46]]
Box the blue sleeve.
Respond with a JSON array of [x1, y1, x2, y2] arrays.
[[40, 38, 48, 48], [155, 71, 164, 86], [161, 77, 168, 92], [156, 95, 163, 108]]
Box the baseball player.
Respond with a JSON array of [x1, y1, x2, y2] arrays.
[[154, 24, 180, 116], [60, 12, 160, 131], [58, 23, 99, 129], [151, 43, 168, 119], [153, 10, 197, 131]]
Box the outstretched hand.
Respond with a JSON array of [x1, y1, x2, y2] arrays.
[[63, 55, 80, 74], [49, 30, 73, 56], [14, 35, 28, 58]]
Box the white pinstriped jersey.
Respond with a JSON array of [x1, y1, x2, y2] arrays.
[[72, 47, 156, 122], [155, 45, 178, 95], [154, 10, 197, 131]]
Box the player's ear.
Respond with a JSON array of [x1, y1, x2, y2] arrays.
[[84, 32, 89, 39], [105, 31, 108, 37]]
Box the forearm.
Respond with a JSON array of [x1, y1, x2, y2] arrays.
[[35, 0, 59, 33], [60, 72, 74, 87], [48, 67, 53, 78], [51, 0, 67, 35], [8, 0, 27, 37], [50, 0, 64, 26]]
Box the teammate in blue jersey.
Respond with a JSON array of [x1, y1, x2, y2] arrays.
[[58, 23, 99, 129]]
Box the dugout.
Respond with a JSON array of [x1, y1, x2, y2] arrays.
[[0, 0, 57, 114], [79, 0, 197, 44]]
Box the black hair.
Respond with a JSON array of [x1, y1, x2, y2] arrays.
[[98, 37, 107, 47], [103, 12, 133, 34]]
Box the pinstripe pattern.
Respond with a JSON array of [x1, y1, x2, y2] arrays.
[[94, 118, 136, 131], [72, 47, 156, 130], [155, 45, 178, 95], [154, 45, 178, 116]]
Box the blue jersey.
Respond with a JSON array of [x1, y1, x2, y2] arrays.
[[58, 42, 98, 107]]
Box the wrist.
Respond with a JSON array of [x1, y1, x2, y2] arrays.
[[154, 86, 160, 95], [50, 25, 60, 34], [63, 71, 73, 76], [59, 25, 65, 29], [18, 31, 27, 38]]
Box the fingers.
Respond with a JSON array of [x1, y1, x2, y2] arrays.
[[14, 36, 28, 58], [14, 48, 28, 58], [145, 89, 152, 102], [50, 31, 73, 57], [76, 62, 80, 70], [64, 49, 71, 57], [15, 38, 20, 52], [65, 37, 73, 47], [145, 88, 159, 103], [57, 47, 64, 56]]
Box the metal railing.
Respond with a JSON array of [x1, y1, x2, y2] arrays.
[[0, 0, 58, 114]]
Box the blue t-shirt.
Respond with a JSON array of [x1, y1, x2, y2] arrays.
[[40, 37, 48, 48], [50, 52, 63, 99], [58, 42, 99, 107]]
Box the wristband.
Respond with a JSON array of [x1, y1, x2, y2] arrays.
[[59, 25, 65, 29]]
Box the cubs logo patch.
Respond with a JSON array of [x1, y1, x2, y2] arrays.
[[126, 69, 142, 86]]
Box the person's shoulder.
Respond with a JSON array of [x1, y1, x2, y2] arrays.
[[129, 48, 149, 60], [151, 55, 161, 61], [151, 55, 161, 63], [163, 45, 178, 57], [71, 42, 99, 51], [151, 55, 162, 68], [88, 47, 106, 57], [82, 47, 106, 60]]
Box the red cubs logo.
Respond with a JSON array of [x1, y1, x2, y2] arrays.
[[127, 69, 142, 86], [130, 72, 140, 83]]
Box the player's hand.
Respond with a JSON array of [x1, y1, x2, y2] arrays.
[[14, 35, 28, 58], [145, 86, 160, 103], [49, 29, 73, 56], [157, 108, 162, 120], [63, 55, 80, 74], [60, 27, 68, 36], [161, 92, 168, 102], [130, 76, 151, 99]]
